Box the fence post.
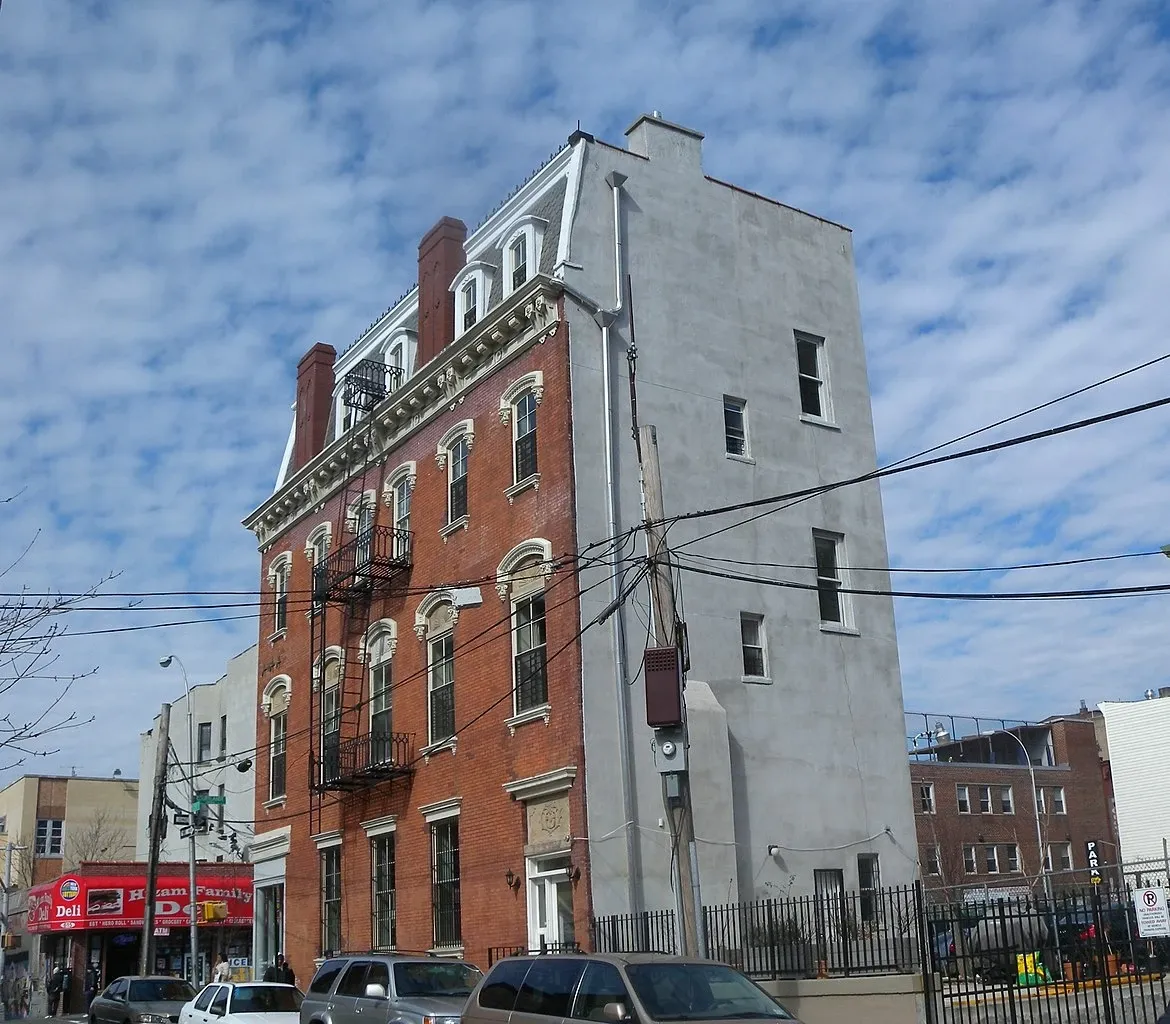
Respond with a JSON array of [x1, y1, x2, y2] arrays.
[[995, 900, 1019, 1024], [1092, 887, 1117, 1024], [766, 899, 777, 980]]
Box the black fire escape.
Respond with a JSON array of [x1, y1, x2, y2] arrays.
[[309, 357, 415, 799]]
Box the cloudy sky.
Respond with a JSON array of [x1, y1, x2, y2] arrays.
[[1, 0, 1168, 785]]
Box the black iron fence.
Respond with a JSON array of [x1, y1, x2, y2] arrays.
[[592, 908, 678, 957]]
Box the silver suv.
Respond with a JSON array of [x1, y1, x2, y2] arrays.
[[300, 956, 483, 1024]]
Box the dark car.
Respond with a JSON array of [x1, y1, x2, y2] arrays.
[[90, 976, 199, 1024]]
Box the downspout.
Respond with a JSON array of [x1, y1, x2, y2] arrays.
[[593, 170, 643, 914]]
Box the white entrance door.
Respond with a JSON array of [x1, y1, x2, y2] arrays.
[[527, 854, 576, 951]]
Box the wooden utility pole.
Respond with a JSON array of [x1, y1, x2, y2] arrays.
[[139, 702, 171, 975], [639, 423, 704, 957]]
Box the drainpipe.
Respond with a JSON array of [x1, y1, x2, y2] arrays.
[[592, 170, 643, 915]]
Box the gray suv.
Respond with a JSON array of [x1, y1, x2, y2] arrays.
[[300, 956, 483, 1024]]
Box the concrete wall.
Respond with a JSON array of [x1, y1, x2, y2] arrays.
[[564, 116, 917, 917], [137, 646, 258, 864], [758, 975, 926, 1024]]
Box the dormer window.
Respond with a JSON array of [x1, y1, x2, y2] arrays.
[[499, 216, 547, 298], [509, 235, 527, 291], [461, 279, 477, 331], [450, 263, 495, 339]]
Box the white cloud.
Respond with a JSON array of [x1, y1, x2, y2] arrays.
[[0, 0, 1168, 783]]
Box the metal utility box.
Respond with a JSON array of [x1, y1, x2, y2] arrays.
[[645, 645, 683, 728]]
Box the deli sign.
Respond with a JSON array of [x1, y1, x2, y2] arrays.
[[26, 873, 253, 933]]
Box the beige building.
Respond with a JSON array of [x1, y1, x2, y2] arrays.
[[1, 773, 138, 1018]]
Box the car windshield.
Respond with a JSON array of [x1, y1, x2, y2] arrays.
[[393, 962, 483, 998], [625, 963, 795, 1021], [128, 980, 197, 1003], [230, 986, 303, 1013]]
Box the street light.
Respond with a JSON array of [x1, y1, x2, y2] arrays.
[[160, 655, 200, 987], [982, 728, 1052, 904]]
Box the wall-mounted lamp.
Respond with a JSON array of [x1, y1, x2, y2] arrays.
[[504, 869, 521, 892], [567, 866, 581, 885]]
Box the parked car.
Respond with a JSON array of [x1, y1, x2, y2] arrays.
[[180, 983, 303, 1024], [90, 976, 199, 1024], [300, 955, 483, 1024], [462, 952, 801, 1024]]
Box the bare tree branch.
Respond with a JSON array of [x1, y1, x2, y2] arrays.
[[0, 496, 119, 770], [64, 809, 131, 869]]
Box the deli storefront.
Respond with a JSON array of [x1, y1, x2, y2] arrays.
[[26, 863, 253, 994]]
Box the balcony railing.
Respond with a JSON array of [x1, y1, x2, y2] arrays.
[[343, 359, 404, 414], [314, 731, 414, 792], [314, 526, 412, 603]]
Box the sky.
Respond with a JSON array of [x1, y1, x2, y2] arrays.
[[1, 0, 1169, 786]]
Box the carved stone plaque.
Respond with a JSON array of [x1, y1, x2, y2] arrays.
[[526, 795, 570, 846]]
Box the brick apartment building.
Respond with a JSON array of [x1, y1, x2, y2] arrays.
[[908, 714, 1116, 900], [243, 112, 918, 973]]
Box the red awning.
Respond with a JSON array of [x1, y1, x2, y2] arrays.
[[26, 872, 253, 933]]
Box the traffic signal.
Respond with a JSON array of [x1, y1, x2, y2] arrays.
[[200, 901, 228, 922]]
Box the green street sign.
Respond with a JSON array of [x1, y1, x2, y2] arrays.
[[193, 796, 227, 809]]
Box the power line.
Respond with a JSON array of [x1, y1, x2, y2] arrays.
[[679, 548, 1166, 576], [673, 558, 1170, 602]]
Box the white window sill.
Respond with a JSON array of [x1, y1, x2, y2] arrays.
[[725, 452, 755, 465], [420, 737, 458, 762], [440, 515, 470, 540], [741, 675, 772, 686], [506, 703, 551, 734], [263, 797, 286, 810], [820, 622, 860, 636], [505, 474, 541, 504], [800, 414, 841, 431], [268, 628, 287, 643], [427, 945, 465, 958]]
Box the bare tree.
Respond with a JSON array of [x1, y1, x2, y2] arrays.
[[1, 495, 114, 771], [64, 808, 131, 869]]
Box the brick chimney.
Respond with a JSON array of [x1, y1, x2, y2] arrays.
[[417, 216, 467, 369], [292, 342, 336, 472]]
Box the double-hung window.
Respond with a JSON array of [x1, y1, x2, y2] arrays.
[[321, 659, 342, 784], [963, 846, 977, 874], [514, 593, 548, 713], [723, 396, 747, 456], [369, 631, 394, 766], [999, 786, 1014, 814], [429, 634, 456, 745], [1052, 787, 1066, 814], [461, 280, 477, 331], [984, 846, 999, 874], [918, 783, 936, 814], [795, 331, 828, 420], [371, 834, 396, 950], [197, 722, 213, 762], [448, 437, 469, 524], [740, 613, 766, 678], [510, 235, 528, 291], [1006, 844, 1020, 873], [431, 818, 461, 948], [956, 785, 971, 814], [813, 531, 847, 625], [269, 712, 287, 800], [978, 785, 992, 815], [272, 558, 290, 633], [321, 847, 342, 954], [514, 393, 539, 483]]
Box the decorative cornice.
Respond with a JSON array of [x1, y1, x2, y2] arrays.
[[419, 796, 462, 822], [250, 826, 292, 862], [503, 766, 578, 802], [244, 278, 562, 549], [311, 829, 343, 850], [360, 814, 398, 838]]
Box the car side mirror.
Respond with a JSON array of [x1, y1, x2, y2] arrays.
[[363, 984, 387, 1000], [210, 1006, 226, 1017], [602, 1002, 630, 1022]]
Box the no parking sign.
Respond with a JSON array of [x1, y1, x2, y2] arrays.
[[1133, 886, 1170, 938]]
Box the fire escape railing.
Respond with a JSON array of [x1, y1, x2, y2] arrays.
[[314, 526, 412, 603]]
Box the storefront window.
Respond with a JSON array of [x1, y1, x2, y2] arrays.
[[254, 883, 285, 978]]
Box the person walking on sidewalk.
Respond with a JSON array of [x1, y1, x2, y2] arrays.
[[46, 963, 64, 1017], [213, 955, 232, 983]]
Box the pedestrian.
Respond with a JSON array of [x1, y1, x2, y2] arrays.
[[84, 965, 98, 1009], [47, 963, 63, 1017], [60, 964, 73, 1015], [261, 957, 277, 983], [278, 956, 295, 987], [213, 955, 232, 983]]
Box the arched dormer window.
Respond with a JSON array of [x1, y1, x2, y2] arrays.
[[381, 330, 416, 391], [415, 591, 458, 751], [496, 538, 555, 602], [262, 675, 292, 802], [499, 216, 548, 296], [450, 262, 496, 339], [266, 551, 293, 636]]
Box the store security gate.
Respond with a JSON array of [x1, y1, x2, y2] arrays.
[[925, 887, 1170, 1024]]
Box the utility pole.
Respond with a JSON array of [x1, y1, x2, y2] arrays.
[[140, 703, 172, 975], [639, 423, 704, 958]]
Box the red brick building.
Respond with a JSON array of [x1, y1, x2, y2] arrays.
[[908, 714, 1117, 901]]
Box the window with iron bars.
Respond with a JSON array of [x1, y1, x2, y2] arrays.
[[428, 635, 455, 744], [514, 593, 548, 713], [371, 834, 396, 950], [321, 847, 342, 955], [431, 819, 461, 948]]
